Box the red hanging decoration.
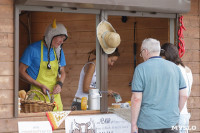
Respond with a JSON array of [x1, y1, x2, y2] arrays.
[[178, 16, 186, 58]]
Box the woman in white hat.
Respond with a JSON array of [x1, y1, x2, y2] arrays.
[[19, 19, 67, 111], [71, 48, 120, 110]]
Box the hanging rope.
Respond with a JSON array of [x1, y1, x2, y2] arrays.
[[178, 16, 186, 58]]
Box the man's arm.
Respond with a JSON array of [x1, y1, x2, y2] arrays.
[[179, 89, 188, 112], [53, 66, 66, 94], [19, 62, 50, 94], [57, 66, 66, 83], [131, 92, 142, 133]]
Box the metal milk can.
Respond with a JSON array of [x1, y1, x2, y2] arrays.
[[88, 89, 102, 110]]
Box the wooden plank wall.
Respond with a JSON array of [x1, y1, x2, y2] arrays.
[[19, 12, 32, 92], [107, 16, 169, 104], [0, 0, 14, 120], [18, 12, 169, 109], [182, 0, 200, 132], [26, 12, 97, 110]]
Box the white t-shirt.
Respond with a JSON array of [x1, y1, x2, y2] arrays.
[[178, 65, 193, 114], [75, 62, 96, 99]]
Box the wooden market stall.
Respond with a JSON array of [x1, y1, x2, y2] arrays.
[[15, 0, 190, 113], [19, 11, 170, 110], [1, 0, 200, 132]]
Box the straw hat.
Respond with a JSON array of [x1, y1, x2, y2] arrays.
[[97, 20, 121, 54]]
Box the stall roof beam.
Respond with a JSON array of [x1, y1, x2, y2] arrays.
[[16, 5, 100, 14], [16, 0, 190, 14], [107, 11, 176, 19]]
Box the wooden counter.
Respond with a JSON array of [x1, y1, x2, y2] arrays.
[[18, 110, 102, 117], [0, 110, 109, 133]]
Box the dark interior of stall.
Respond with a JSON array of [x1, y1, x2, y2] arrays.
[[19, 11, 169, 110]]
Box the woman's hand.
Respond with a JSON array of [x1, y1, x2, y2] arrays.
[[108, 89, 119, 96], [53, 84, 62, 94]]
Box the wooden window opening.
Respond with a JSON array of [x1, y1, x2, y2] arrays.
[[14, 5, 177, 117]]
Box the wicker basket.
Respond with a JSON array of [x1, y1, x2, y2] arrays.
[[20, 90, 55, 113]]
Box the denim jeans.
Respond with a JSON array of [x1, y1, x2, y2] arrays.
[[71, 101, 81, 110]]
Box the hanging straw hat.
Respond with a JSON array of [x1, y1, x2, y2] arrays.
[[97, 20, 121, 54]]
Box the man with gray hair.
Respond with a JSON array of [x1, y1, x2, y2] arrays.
[[131, 38, 188, 133]]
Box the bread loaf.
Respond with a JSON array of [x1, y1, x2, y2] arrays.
[[18, 90, 26, 99]]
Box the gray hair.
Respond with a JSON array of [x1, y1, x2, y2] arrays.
[[141, 38, 161, 55]]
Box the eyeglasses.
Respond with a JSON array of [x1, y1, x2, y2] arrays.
[[139, 49, 145, 57]]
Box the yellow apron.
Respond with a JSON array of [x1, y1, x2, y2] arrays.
[[30, 41, 63, 111]]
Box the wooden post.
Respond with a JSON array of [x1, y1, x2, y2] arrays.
[[14, 5, 20, 117], [96, 10, 108, 113]]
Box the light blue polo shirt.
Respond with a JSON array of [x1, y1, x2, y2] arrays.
[[20, 40, 66, 80], [132, 56, 186, 130]]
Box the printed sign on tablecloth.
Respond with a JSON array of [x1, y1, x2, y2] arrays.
[[18, 121, 52, 133], [65, 114, 131, 133]]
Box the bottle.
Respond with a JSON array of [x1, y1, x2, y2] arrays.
[[81, 97, 87, 110]]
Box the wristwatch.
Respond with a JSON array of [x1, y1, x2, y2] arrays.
[[56, 81, 63, 88]]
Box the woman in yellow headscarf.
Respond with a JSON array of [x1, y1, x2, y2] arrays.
[[19, 20, 67, 111]]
